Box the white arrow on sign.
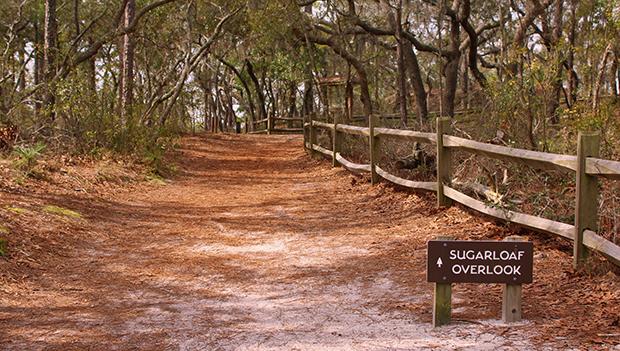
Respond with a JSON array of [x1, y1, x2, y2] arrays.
[[437, 257, 443, 267]]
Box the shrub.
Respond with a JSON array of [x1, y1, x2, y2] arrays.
[[13, 142, 46, 176]]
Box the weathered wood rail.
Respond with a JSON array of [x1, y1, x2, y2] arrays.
[[250, 115, 304, 135], [350, 109, 480, 123], [303, 114, 620, 268]]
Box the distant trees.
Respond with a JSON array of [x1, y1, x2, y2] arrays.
[[1, 0, 241, 150], [0, 0, 619, 153]]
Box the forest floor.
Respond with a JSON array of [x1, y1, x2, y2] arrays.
[[0, 133, 619, 350]]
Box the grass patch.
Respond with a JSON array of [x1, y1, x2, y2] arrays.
[[146, 173, 167, 186], [0, 238, 6, 257], [5, 206, 27, 215], [42, 205, 82, 219], [0, 225, 8, 234]]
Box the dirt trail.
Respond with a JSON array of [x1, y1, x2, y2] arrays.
[[1, 134, 618, 350]]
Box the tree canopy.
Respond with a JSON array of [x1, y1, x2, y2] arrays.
[[1, 0, 619, 154]]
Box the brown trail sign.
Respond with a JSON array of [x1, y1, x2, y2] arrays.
[[427, 240, 534, 284], [427, 238, 534, 327]]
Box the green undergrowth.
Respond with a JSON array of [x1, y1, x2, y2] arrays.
[[0, 226, 7, 257], [0, 238, 6, 257], [13, 142, 46, 176], [146, 173, 168, 186], [5, 206, 27, 215], [42, 205, 82, 219]]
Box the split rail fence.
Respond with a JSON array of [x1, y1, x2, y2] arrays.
[[303, 114, 620, 268], [250, 116, 304, 135]]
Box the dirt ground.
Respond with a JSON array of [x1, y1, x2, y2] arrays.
[[0, 133, 619, 350]]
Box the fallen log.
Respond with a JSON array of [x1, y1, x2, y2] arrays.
[[396, 142, 436, 170], [453, 180, 504, 205]]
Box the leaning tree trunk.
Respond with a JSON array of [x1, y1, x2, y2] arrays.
[[593, 44, 613, 112], [301, 30, 373, 117], [246, 60, 267, 122], [219, 58, 256, 128], [402, 40, 428, 122]]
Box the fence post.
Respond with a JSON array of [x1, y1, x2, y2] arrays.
[[308, 113, 317, 156], [433, 235, 454, 327], [502, 235, 524, 323], [267, 114, 273, 135], [303, 114, 309, 150], [369, 114, 380, 185], [332, 114, 340, 167], [436, 117, 452, 208], [574, 131, 600, 269]]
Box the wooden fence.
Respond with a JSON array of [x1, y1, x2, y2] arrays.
[[249, 115, 304, 135], [303, 113, 620, 268], [349, 109, 480, 123]]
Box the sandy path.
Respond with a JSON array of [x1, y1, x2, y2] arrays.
[[1, 134, 612, 350]]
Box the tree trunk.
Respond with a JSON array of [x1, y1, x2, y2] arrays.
[[402, 40, 428, 122], [18, 43, 26, 92], [87, 37, 97, 93], [593, 44, 613, 112], [43, 0, 58, 125], [33, 19, 43, 118], [461, 55, 470, 109], [442, 16, 461, 118], [210, 81, 217, 132], [395, 0, 408, 127], [566, 0, 579, 106], [73, 0, 80, 37], [345, 80, 354, 122], [246, 60, 267, 121], [508, 0, 555, 76], [302, 78, 314, 116], [266, 77, 276, 118], [219, 58, 256, 127], [204, 88, 210, 131], [547, 0, 564, 124], [301, 30, 373, 116], [119, 0, 136, 126], [288, 81, 297, 127], [611, 49, 619, 98], [225, 82, 235, 131]]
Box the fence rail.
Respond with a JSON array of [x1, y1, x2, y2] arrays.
[[303, 114, 620, 268], [335, 152, 371, 173], [251, 116, 304, 135], [350, 109, 480, 122]]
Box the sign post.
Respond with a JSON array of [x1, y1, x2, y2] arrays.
[[432, 236, 453, 327], [502, 236, 525, 322], [427, 237, 533, 326]]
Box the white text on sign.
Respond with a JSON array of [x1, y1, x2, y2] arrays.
[[449, 249, 525, 261]]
